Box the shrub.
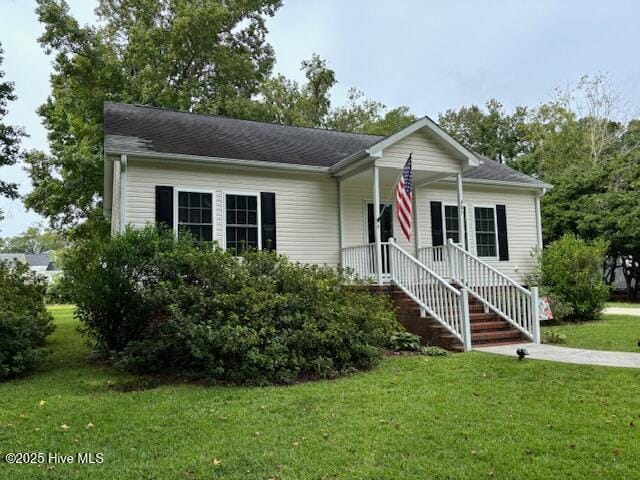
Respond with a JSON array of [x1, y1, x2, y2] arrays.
[[0, 261, 55, 380], [389, 331, 422, 352], [543, 329, 567, 345], [45, 275, 72, 304], [421, 345, 450, 357], [527, 234, 609, 321], [63, 226, 399, 384]]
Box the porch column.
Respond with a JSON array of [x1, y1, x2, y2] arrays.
[[372, 165, 383, 285], [456, 172, 465, 249], [413, 187, 419, 256]]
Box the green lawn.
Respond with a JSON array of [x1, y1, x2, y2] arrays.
[[2, 306, 640, 479], [606, 301, 640, 308], [545, 314, 640, 353]]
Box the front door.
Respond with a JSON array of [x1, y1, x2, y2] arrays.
[[367, 203, 393, 274]]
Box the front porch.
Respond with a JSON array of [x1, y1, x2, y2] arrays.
[[330, 116, 541, 351], [336, 150, 469, 286]]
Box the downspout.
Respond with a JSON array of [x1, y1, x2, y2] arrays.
[[338, 178, 345, 268], [535, 187, 546, 250], [110, 157, 121, 236], [119, 154, 127, 233]]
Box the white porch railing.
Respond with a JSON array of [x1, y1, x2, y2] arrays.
[[341, 242, 390, 280], [388, 239, 471, 350], [417, 245, 450, 279], [447, 239, 540, 342]]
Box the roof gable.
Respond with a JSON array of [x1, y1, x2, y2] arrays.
[[363, 116, 481, 168]]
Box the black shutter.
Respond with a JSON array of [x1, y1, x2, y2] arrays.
[[430, 201, 443, 246], [496, 204, 509, 261], [261, 192, 276, 251], [155, 186, 174, 230]]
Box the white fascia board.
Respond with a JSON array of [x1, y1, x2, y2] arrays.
[[104, 149, 331, 174], [328, 149, 369, 174]]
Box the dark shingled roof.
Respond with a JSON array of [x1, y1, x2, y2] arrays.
[[464, 156, 548, 186], [104, 103, 382, 167], [104, 103, 547, 187]]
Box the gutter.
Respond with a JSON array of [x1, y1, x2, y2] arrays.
[[104, 149, 331, 174]]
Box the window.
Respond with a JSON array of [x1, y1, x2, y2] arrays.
[[474, 207, 497, 257], [226, 194, 259, 255], [444, 205, 460, 243], [443, 204, 468, 248], [178, 191, 213, 242]]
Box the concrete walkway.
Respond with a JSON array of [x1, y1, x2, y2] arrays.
[[603, 307, 640, 316], [475, 342, 640, 368]]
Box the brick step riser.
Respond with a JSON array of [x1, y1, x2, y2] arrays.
[[471, 322, 515, 332], [472, 330, 527, 342], [379, 286, 529, 350]]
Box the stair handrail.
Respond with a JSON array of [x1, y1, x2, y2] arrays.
[[388, 238, 471, 350], [447, 239, 540, 342]]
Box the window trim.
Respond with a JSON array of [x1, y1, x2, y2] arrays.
[[172, 187, 216, 244], [222, 190, 262, 253], [442, 203, 469, 249], [473, 204, 499, 259]]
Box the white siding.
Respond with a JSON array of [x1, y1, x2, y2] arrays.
[[417, 183, 539, 283], [376, 130, 462, 173], [124, 158, 340, 265], [122, 157, 540, 282], [341, 176, 414, 253]]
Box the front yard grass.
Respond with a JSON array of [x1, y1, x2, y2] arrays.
[[606, 301, 640, 308], [545, 314, 640, 352], [1, 306, 640, 479]]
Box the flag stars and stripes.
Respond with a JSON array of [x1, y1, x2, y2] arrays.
[[396, 154, 413, 241]]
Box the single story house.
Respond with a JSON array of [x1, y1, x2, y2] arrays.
[[103, 103, 550, 351], [0, 252, 61, 282]]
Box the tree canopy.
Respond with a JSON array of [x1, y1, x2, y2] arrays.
[[438, 99, 531, 163], [24, 1, 415, 232], [0, 224, 66, 254], [439, 74, 640, 295], [0, 42, 25, 210], [25, 0, 282, 229]]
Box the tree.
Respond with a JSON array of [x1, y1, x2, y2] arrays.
[[0, 42, 25, 207], [574, 73, 626, 163], [255, 54, 336, 128], [438, 99, 531, 163], [438, 74, 640, 297], [325, 88, 416, 136], [25, 0, 282, 230], [0, 224, 66, 254], [256, 61, 415, 136]]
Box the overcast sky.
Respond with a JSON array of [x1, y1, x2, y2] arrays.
[[1, 0, 638, 236]]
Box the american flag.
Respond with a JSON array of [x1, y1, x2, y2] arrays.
[[396, 154, 413, 241]]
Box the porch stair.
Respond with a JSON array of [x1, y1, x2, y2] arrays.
[[388, 287, 529, 351]]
